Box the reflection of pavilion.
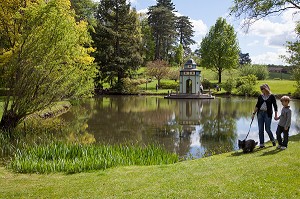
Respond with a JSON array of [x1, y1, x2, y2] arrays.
[[178, 100, 202, 125], [178, 100, 203, 138]]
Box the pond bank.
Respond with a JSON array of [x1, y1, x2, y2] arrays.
[[25, 101, 71, 120], [1, 133, 299, 198]]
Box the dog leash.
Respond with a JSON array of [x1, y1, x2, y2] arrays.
[[244, 117, 254, 141]]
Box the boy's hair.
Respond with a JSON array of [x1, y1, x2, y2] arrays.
[[280, 95, 290, 103]]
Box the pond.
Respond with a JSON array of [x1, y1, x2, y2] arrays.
[[60, 96, 300, 159]]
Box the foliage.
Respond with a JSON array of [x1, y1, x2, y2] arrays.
[[174, 44, 184, 66], [283, 40, 300, 66], [229, 0, 300, 30], [238, 64, 269, 80], [159, 81, 179, 90], [199, 17, 240, 83], [92, 0, 143, 91], [239, 52, 251, 65], [70, 0, 96, 24], [201, 78, 214, 89], [146, 60, 172, 87], [8, 142, 179, 174], [175, 16, 195, 56], [147, 0, 177, 61], [168, 67, 180, 81], [120, 78, 140, 94], [282, 22, 300, 67], [0, 0, 96, 132], [140, 14, 155, 63], [236, 75, 257, 95], [0, 116, 69, 161], [292, 67, 300, 98], [222, 78, 236, 94]]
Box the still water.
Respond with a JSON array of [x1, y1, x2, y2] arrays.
[[61, 96, 300, 159]]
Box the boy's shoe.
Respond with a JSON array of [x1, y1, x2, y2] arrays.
[[272, 141, 276, 146], [277, 145, 282, 149], [259, 144, 265, 148], [281, 146, 287, 150]]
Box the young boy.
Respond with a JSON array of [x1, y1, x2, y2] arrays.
[[275, 96, 292, 150]]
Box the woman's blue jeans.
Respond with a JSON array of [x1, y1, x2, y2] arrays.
[[257, 111, 275, 145]]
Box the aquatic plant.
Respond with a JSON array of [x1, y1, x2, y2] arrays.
[[8, 142, 179, 174]]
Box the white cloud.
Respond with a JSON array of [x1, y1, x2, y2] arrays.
[[247, 40, 260, 46], [251, 48, 288, 65], [191, 19, 208, 37], [238, 9, 300, 65], [137, 8, 148, 14], [128, 0, 137, 4], [239, 10, 298, 45], [247, 20, 288, 37]]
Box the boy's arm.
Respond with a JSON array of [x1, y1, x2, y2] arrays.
[[284, 110, 292, 130]]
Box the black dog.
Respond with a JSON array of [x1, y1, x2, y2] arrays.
[[238, 139, 258, 153]]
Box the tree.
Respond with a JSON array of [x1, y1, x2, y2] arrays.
[[230, 0, 300, 29], [148, 0, 177, 61], [174, 44, 184, 66], [140, 14, 155, 64], [175, 16, 195, 55], [282, 23, 300, 97], [70, 0, 96, 23], [239, 52, 251, 65], [238, 64, 269, 80], [199, 17, 240, 83], [0, 0, 96, 133], [92, 0, 143, 91], [230, 0, 300, 71], [146, 60, 171, 88]]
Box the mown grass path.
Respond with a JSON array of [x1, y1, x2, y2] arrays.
[[1, 134, 299, 198]]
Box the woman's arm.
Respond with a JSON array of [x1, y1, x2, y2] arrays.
[[272, 95, 278, 118]]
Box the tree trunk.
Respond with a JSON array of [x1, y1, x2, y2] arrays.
[[0, 110, 21, 136]]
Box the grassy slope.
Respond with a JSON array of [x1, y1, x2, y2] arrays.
[[137, 67, 297, 95], [1, 134, 299, 198], [257, 80, 296, 95]]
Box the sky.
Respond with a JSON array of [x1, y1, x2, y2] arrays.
[[128, 0, 300, 66]]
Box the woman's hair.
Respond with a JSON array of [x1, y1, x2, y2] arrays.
[[260, 83, 271, 94], [280, 95, 290, 102]]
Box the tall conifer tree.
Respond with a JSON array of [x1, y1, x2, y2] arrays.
[[148, 0, 177, 61], [176, 16, 195, 56], [92, 0, 143, 91]]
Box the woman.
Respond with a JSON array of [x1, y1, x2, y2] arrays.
[[251, 84, 278, 148]]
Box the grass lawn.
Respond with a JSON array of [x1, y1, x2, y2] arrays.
[[257, 80, 296, 95], [1, 134, 299, 198]]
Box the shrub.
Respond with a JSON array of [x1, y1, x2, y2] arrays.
[[292, 68, 300, 99], [236, 75, 257, 96], [114, 78, 139, 94], [201, 78, 213, 89], [222, 78, 236, 94], [238, 64, 269, 80], [254, 65, 269, 80], [160, 81, 179, 89]]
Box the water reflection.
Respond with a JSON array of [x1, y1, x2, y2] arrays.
[[60, 96, 300, 159]]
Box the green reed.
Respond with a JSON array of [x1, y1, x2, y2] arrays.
[[8, 142, 179, 174]]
